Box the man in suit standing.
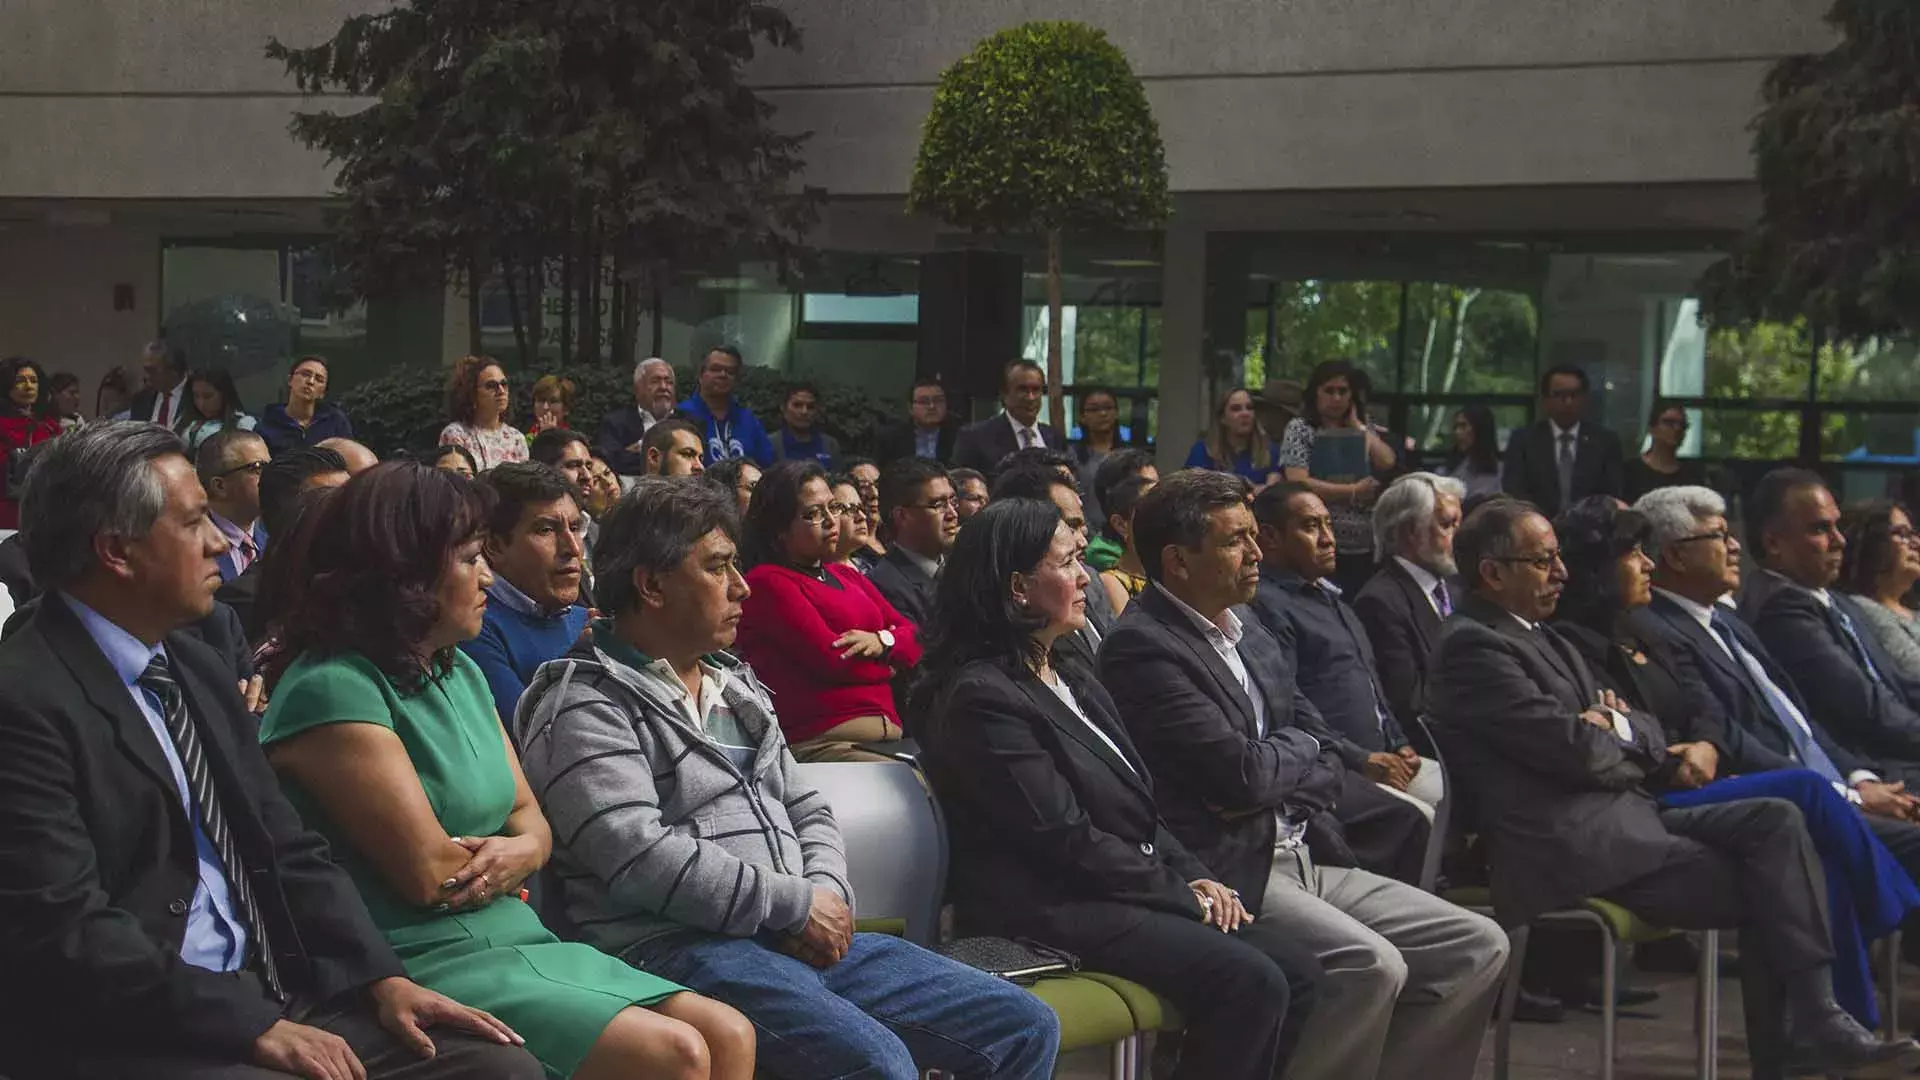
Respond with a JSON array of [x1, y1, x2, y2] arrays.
[[876, 379, 965, 465], [594, 357, 682, 477], [0, 423, 537, 1079], [1247, 483, 1444, 820], [1100, 469, 1507, 1080], [129, 340, 190, 427], [1739, 468, 1920, 772], [1354, 472, 1464, 739], [1501, 364, 1624, 515], [952, 360, 1065, 475], [197, 429, 271, 584], [1635, 484, 1920, 877], [1428, 497, 1918, 1076], [867, 458, 957, 629]]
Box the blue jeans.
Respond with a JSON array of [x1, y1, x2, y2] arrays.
[[628, 931, 1060, 1080]]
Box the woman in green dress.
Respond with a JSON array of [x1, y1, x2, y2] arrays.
[[257, 461, 755, 1080]]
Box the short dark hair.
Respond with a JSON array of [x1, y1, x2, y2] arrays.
[[741, 460, 828, 569], [702, 345, 744, 371], [1101, 474, 1157, 541], [992, 446, 1075, 483], [1092, 448, 1154, 517], [445, 355, 504, 426], [1554, 496, 1650, 628], [705, 456, 760, 493], [783, 382, 819, 405], [1539, 364, 1590, 396], [1457, 498, 1542, 593], [20, 422, 187, 590], [879, 457, 950, 523], [949, 466, 985, 488], [480, 462, 581, 539], [1002, 359, 1044, 390], [195, 426, 267, 485], [529, 427, 590, 467], [1250, 480, 1317, 532], [184, 369, 244, 423], [643, 418, 703, 466], [260, 446, 349, 537], [1131, 469, 1252, 582], [595, 477, 740, 616], [841, 455, 878, 475], [429, 444, 478, 474], [992, 464, 1074, 504], [910, 378, 946, 398], [265, 462, 495, 690], [1747, 467, 1829, 549]]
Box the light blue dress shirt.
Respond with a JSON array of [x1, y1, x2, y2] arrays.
[[61, 593, 248, 972]]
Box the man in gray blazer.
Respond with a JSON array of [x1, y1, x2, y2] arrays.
[[1430, 497, 1918, 1077]]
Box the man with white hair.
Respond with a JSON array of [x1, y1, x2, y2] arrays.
[[593, 357, 681, 476], [1353, 472, 1465, 734], [1636, 486, 1920, 869]]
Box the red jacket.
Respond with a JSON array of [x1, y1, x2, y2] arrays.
[[0, 414, 60, 529], [737, 562, 923, 743]]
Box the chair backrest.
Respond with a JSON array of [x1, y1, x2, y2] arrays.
[[793, 760, 948, 948], [1414, 715, 1451, 893]]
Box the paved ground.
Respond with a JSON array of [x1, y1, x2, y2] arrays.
[[1055, 961, 1915, 1079]]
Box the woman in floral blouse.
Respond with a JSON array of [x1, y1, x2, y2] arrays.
[[439, 355, 529, 472]]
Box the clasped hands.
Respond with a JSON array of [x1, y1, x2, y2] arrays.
[[435, 834, 543, 913]]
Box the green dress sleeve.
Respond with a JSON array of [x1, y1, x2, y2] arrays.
[[259, 652, 401, 746]]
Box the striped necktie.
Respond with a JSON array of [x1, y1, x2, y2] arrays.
[[138, 657, 283, 999]]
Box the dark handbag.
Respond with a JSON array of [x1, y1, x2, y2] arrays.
[[937, 936, 1079, 985]]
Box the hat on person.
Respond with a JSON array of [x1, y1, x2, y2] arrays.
[[1250, 379, 1303, 411]]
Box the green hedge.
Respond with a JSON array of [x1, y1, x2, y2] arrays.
[[334, 359, 900, 461]]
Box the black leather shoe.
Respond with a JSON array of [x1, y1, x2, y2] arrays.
[[1779, 1013, 1920, 1077], [1511, 987, 1565, 1024]]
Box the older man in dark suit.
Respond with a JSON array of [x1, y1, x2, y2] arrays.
[[0, 423, 536, 1080], [951, 360, 1066, 475], [1429, 497, 1918, 1077], [1100, 469, 1506, 1080], [1500, 365, 1625, 516], [1739, 468, 1920, 771], [1354, 472, 1466, 739]]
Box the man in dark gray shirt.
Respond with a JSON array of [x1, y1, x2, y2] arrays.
[[1246, 482, 1443, 820]]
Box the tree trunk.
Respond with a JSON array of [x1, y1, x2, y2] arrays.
[[558, 243, 574, 366], [465, 256, 482, 356], [525, 255, 545, 362], [1046, 227, 1065, 429], [503, 256, 530, 367], [1422, 289, 1481, 445], [586, 240, 604, 363]]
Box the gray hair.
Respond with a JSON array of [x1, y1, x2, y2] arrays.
[[592, 476, 740, 615], [1634, 485, 1727, 556], [633, 356, 670, 385], [1373, 471, 1465, 554], [21, 421, 189, 590]]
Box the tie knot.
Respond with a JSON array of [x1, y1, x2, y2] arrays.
[[139, 656, 177, 693]]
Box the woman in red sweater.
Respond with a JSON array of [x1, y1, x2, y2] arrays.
[[737, 460, 922, 761], [0, 357, 62, 530]]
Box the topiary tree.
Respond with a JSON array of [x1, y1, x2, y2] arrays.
[[909, 21, 1171, 424], [1699, 0, 1920, 341]]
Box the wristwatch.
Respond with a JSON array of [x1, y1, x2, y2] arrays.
[[877, 628, 896, 655]]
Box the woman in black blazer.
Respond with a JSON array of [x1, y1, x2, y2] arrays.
[[1551, 496, 1920, 1029], [912, 497, 1319, 1080]]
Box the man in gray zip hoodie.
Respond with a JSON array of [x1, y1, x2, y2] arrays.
[[513, 478, 1059, 1080]]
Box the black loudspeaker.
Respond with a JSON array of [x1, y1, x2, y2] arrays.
[[917, 249, 1025, 419]]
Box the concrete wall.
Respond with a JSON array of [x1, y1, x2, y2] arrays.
[[0, 224, 161, 396], [0, 0, 1834, 200]]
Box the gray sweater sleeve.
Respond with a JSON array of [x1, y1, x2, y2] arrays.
[[522, 694, 816, 936]]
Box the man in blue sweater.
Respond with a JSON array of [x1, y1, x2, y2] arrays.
[[679, 345, 774, 467], [463, 462, 590, 721]]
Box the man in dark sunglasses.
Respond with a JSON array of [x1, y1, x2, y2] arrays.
[[196, 428, 270, 584]]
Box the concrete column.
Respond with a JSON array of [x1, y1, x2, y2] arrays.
[[1158, 223, 1208, 472]]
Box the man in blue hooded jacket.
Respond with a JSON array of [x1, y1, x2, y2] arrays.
[[678, 346, 773, 467]]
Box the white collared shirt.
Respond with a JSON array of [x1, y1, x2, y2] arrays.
[[1394, 556, 1444, 617], [1508, 611, 1538, 633], [1008, 414, 1044, 450], [1654, 585, 1874, 794], [1552, 421, 1581, 444], [1042, 672, 1136, 776]]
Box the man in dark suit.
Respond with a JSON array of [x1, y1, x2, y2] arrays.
[[217, 446, 350, 644], [951, 360, 1066, 475], [1101, 469, 1507, 1080], [0, 422, 536, 1079], [1247, 482, 1443, 823], [128, 339, 190, 427], [593, 357, 684, 476], [867, 457, 957, 629], [1634, 483, 1920, 888], [876, 378, 965, 465], [1739, 468, 1920, 772], [1354, 472, 1466, 740], [1500, 364, 1625, 516], [1429, 497, 1917, 1076]]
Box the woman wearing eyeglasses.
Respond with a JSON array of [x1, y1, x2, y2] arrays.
[[1837, 501, 1920, 685], [259, 355, 354, 456], [440, 355, 529, 473], [1624, 401, 1705, 503], [735, 461, 921, 761], [826, 473, 880, 573], [1552, 495, 1920, 1029]]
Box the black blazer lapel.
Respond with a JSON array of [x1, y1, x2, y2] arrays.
[[1650, 596, 1770, 714], [1138, 588, 1259, 737], [1015, 677, 1152, 801], [40, 599, 185, 806], [1537, 625, 1598, 705]]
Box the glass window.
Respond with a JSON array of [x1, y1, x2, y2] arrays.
[[1408, 403, 1532, 458], [1703, 320, 1814, 401], [1262, 280, 1402, 389], [1816, 336, 1920, 402], [1821, 409, 1920, 463], [1694, 408, 1802, 461], [801, 293, 919, 325]]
